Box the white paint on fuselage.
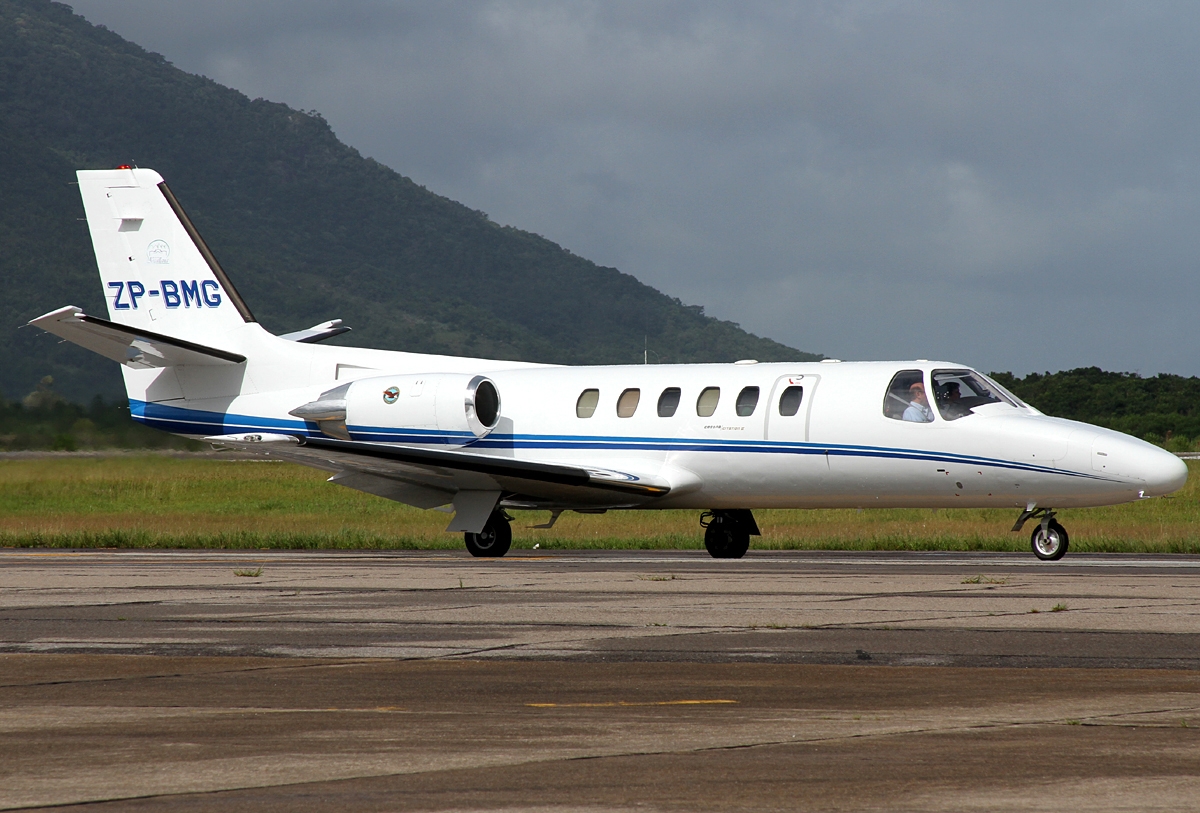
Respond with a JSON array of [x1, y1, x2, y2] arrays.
[[124, 325, 1187, 513]]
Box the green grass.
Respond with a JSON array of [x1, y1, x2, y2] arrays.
[[961, 575, 1008, 584], [2, 456, 1199, 552]]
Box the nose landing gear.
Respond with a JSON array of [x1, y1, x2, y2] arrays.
[[700, 510, 760, 559], [1013, 507, 1069, 561], [1030, 520, 1069, 560], [464, 510, 513, 557]]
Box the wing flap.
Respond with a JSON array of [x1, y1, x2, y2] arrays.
[[298, 436, 672, 497], [28, 306, 245, 368], [203, 433, 673, 510], [327, 469, 452, 510]]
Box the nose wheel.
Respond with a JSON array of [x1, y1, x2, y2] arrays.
[[464, 511, 512, 557], [1013, 507, 1069, 561], [1030, 520, 1069, 561]]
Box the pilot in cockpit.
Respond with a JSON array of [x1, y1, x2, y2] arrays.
[[935, 380, 971, 420], [902, 382, 934, 422]]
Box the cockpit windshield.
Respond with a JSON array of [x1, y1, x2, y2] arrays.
[[931, 369, 1018, 421]]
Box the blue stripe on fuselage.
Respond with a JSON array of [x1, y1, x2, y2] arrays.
[[127, 399, 1104, 481]]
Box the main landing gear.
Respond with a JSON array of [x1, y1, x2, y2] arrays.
[[700, 510, 760, 559], [1012, 507, 1069, 561], [464, 510, 512, 558]]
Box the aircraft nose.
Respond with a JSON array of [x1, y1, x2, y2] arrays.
[[1142, 446, 1189, 496], [1091, 433, 1188, 496]]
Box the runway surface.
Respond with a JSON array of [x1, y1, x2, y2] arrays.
[[3, 549, 1199, 810]]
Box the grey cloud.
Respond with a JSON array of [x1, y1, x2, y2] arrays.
[[69, 0, 1200, 374]]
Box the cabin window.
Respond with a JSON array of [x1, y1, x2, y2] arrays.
[[883, 370, 932, 422], [657, 387, 681, 417], [931, 369, 1016, 421], [576, 389, 599, 418], [616, 388, 641, 418], [696, 387, 721, 417], [778, 386, 803, 416], [735, 386, 760, 417]]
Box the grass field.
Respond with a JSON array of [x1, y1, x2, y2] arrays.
[[2, 456, 1198, 553]]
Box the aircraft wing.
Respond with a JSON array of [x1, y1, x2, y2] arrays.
[[28, 306, 245, 368], [204, 432, 675, 512]]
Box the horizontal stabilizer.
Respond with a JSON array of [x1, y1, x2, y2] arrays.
[[28, 306, 245, 368], [278, 319, 352, 344]]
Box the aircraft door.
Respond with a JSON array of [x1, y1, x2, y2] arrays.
[[766, 375, 817, 442]]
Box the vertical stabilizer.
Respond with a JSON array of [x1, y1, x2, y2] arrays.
[[77, 168, 253, 344]]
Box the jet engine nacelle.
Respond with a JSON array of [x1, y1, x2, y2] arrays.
[[290, 373, 501, 443]]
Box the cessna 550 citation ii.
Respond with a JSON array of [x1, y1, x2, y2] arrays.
[[30, 168, 1188, 560]]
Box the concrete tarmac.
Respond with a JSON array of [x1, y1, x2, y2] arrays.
[[2, 549, 1199, 810]]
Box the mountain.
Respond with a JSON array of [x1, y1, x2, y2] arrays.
[[0, 0, 820, 403]]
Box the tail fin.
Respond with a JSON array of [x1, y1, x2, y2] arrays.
[[77, 168, 254, 344]]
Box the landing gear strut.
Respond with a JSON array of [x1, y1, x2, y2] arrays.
[[700, 510, 759, 559], [464, 510, 512, 558], [1013, 507, 1069, 561]]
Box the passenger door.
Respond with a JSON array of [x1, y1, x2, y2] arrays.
[[765, 374, 818, 442]]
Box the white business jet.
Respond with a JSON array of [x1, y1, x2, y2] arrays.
[[29, 168, 1188, 560]]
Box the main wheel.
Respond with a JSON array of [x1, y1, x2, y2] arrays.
[[465, 513, 512, 558], [704, 516, 750, 559], [1031, 520, 1069, 561]]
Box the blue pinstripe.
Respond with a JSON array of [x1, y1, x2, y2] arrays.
[[129, 399, 1107, 482]]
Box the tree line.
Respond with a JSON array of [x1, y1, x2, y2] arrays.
[[993, 368, 1200, 451], [0, 377, 197, 451]]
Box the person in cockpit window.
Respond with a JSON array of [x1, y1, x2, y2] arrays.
[[903, 381, 934, 422], [937, 380, 969, 420]]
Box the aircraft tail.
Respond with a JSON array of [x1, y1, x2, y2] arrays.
[[76, 167, 254, 341], [28, 167, 268, 399], [30, 168, 356, 405]]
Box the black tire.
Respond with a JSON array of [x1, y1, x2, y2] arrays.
[[704, 516, 750, 559], [1030, 520, 1069, 561], [465, 514, 512, 558], [727, 529, 750, 559]]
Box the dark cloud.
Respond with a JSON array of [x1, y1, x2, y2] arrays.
[[69, 0, 1200, 374]]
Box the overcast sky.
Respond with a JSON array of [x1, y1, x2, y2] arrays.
[[68, 1, 1200, 375]]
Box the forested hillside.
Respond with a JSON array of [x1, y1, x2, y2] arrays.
[[0, 0, 818, 402]]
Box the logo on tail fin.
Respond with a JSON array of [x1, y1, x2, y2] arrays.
[[147, 240, 170, 264]]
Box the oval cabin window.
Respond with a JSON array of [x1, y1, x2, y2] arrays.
[[616, 388, 641, 418], [696, 387, 720, 417], [735, 386, 759, 417], [576, 389, 599, 418], [778, 386, 803, 416], [657, 387, 681, 417]]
